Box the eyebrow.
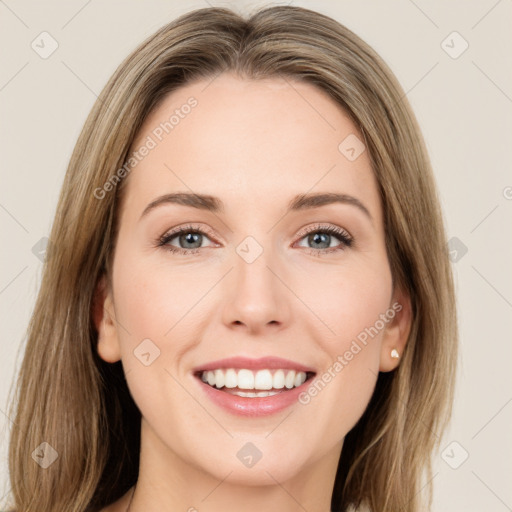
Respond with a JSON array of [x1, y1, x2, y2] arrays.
[[139, 191, 372, 222]]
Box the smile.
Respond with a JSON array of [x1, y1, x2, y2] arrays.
[[192, 356, 317, 416], [198, 368, 311, 397]]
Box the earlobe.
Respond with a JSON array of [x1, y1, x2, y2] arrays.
[[92, 274, 122, 363], [379, 287, 412, 372]]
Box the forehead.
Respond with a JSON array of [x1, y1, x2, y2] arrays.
[[123, 72, 381, 224]]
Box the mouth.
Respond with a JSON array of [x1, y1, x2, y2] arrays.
[[194, 368, 316, 397], [191, 356, 317, 416]]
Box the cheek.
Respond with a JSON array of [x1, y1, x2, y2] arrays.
[[112, 248, 207, 343], [111, 250, 221, 408], [111, 253, 202, 431], [293, 260, 392, 434], [292, 257, 393, 347]]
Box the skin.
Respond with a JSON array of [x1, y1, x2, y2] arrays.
[[94, 72, 412, 512]]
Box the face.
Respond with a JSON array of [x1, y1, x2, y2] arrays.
[[95, 72, 411, 487]]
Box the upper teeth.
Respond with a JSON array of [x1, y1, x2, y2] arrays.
[[200, 368, 307, 390]]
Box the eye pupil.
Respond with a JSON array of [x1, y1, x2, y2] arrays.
[[181, 232, 201, 248], [309, 233, 330, 249]]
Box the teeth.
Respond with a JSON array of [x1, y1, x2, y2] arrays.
[[285, 370, 296, 389], [237, 369, 254, 389], [224, 368, 237, 388], [294, 371, 306, 387], [214, 369, 225, 388], [228, 390, 281, 398], [273, 369, 285, 389], [199, 368, 308, 391], [254, 369, 273, 390]]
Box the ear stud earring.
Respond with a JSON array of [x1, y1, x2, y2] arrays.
[[390, 348, 400, 359]]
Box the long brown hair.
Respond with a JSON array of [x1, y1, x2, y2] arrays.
[[6, 6, 458, 511]]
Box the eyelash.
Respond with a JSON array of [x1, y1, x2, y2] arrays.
[[156, 223, 354, 257]]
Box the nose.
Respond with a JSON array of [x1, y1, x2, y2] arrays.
[[221, 244, 291, 334]]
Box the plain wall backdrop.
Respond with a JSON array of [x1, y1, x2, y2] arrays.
[[1, 1, 511, 510]]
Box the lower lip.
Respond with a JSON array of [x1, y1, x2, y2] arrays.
[[195, 376, 313, 417]]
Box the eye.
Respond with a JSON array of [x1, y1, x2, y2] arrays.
[[157, 224, 217, 255], [294, 224, 353, 256], [157, 223, 354, 256]]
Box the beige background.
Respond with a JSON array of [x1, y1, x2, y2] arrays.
[[1, 1, 511, 510]]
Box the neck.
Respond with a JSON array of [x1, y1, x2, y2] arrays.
[[126, 419, 341, 512]]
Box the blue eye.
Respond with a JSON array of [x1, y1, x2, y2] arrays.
[[157, 223, 353, 256], [295, 225, 353, 255], [158, 224, 215, 255]]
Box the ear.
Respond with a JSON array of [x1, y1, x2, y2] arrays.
[[92, 274, 122, 363], [379, 285, 412, 372]]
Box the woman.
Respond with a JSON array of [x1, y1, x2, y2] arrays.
[[6, 5, 458, 512]]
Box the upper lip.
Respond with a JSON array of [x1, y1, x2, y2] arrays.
[[192, 356, 316, 374]]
